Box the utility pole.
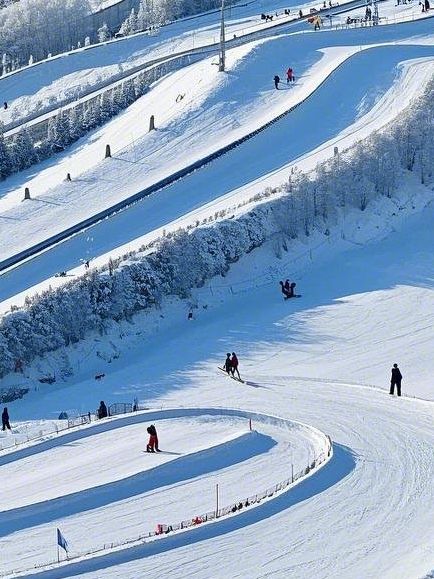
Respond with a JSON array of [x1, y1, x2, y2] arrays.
[[218, 0, 226, 72]]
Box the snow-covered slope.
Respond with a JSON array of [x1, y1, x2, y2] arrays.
[[0, 6, 433, 579], [1, 183, 433, 579], [0, 26, 433, 308]]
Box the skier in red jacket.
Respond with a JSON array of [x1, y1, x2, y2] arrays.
[[146, 424, 161, 452], [286, 67, 295, 83], [230, 353, 241, 380]]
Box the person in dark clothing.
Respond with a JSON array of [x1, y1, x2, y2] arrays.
[[299, 9, 303, 17], [97, 400, 108, 419], [424, 0, 430, 10], [390, 364, 402, 396], [2, 407, 11, 431], [147, 424, 160, 452], [224, 353, 232, 374], [279, 280, 296, 299], [274, 75, 280, 89], [231, 352, 241, 380], [3, 102, 7, 110]]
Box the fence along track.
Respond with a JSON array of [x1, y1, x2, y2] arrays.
[[1, 406, 332, 577]]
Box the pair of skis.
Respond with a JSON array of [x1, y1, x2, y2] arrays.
[[218, 367, 245, 383]]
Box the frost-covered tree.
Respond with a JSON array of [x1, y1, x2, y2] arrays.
[[0, 0, 92, 68], [47, 111, 71, 151], [0, 121, 12, 179], [10, 127, 38, 170], [97, 22, 110, 43]]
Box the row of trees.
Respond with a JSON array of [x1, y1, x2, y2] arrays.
[[0, 80, 432, 379], [0, 0, 92, 71], [115, 0, 236, 37], [0, 71, 151, 180], [1, 0, 236, 76]]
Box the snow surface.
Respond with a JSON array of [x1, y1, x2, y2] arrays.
[[1, 192, 433, 577], [0, 5, 433, 579], [0, 18, 433, 309], [0, 0, 329, 128], [0, 409, 326, 575]]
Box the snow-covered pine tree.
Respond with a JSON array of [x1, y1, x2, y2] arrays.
[[97, 22, 110, 43], [10, 128, 38, 170], [67, 105, 85, 141], [0, 121, 12, 179], [47, 111, 72, 151]]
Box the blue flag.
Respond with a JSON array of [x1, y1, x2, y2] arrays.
[[57, 528, 68, 552]]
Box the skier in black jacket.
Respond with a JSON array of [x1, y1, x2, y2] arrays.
[[390, 364, 402, 396], [98, 400, 108, 419], [2, 407, 11, 431], [224, 353, 232, 374]]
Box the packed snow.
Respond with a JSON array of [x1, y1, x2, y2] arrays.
[[0, 2, 433, 579]]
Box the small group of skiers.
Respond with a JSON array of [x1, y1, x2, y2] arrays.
[[223, 352, 241, 380], [420, 0, 430, 11], [279, 279, 297, 299], [2, 407, 11, 431], [274, 67, 295, 89]]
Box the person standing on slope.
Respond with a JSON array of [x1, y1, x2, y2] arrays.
[[274, 75, 280, 89], [231, 353, 241, 380], [2, 407, 11, 431], [224, 353, 232, 374], [390, 363, 402, 397], [286, 67, 295, 83], [147, 424, 161, 452], [97, 400, 108, 419]]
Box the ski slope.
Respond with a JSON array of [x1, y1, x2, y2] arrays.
[[1, 186, 433, 578], [0, 6, 433, 579], [0, 409, 329, 575], [0, 0, 325, 128], [1, 19, 433, 309]]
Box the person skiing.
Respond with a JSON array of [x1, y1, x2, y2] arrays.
[[286, 67, 295, 83], [230, 352, 241, 380], [299, 9, 303, 17], [147, 424, 160, 452], [2, 407, 11, 431], [390, 364, 402, 396], [224, 353, 232, 374], [97, 400, 108, 419], [274, 75, 280, 89]]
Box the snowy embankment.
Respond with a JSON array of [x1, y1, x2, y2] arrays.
[[0, 19, 433, 272], [0, 408, 330, 575]]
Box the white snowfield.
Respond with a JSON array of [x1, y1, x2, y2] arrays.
[[0, 18, 434, 307], [0, 2, 433, 578]]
